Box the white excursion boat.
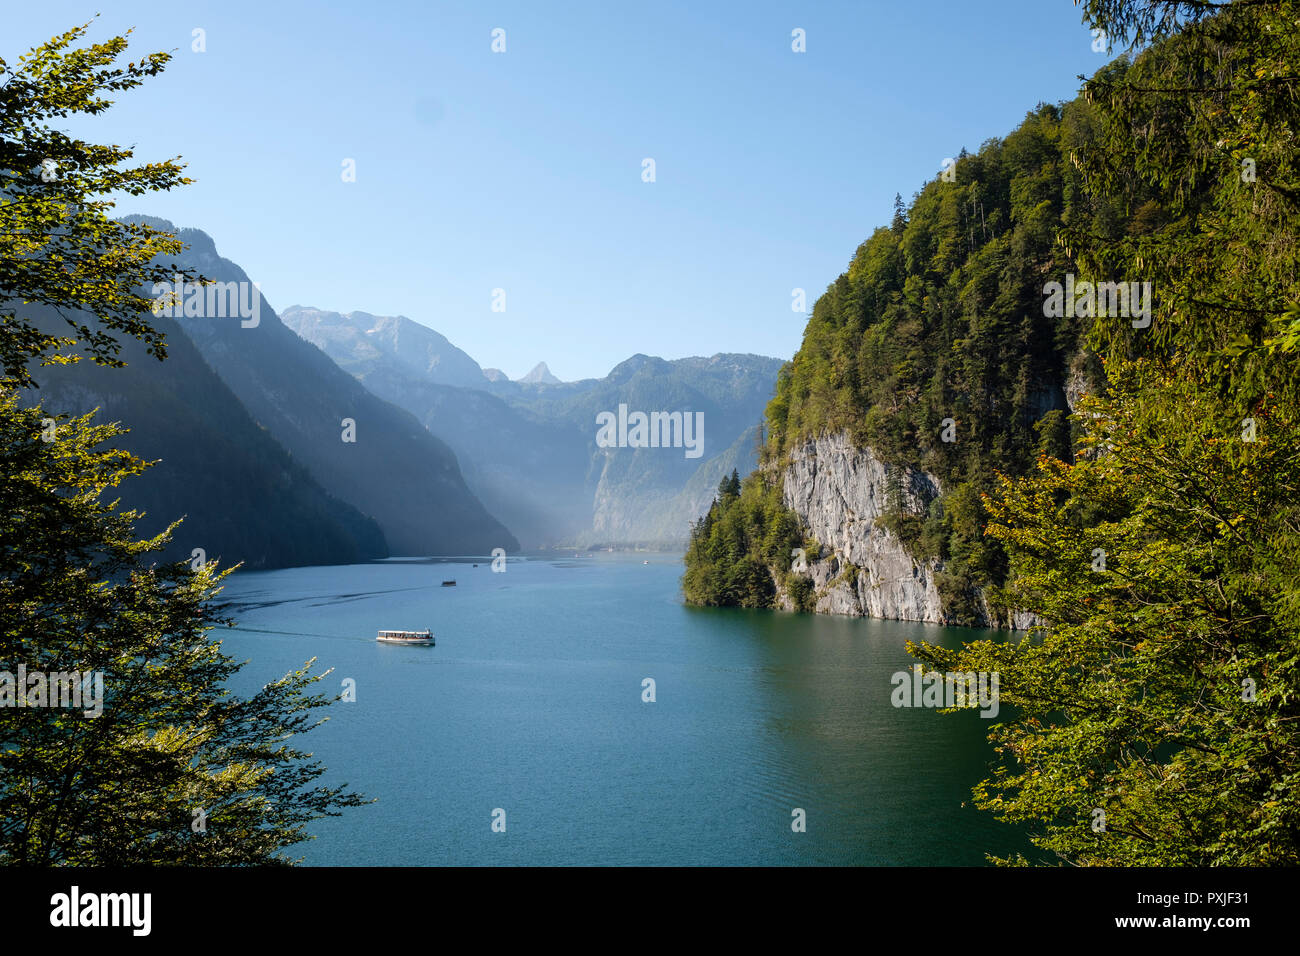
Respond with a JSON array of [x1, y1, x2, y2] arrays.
[[376, 629, 435, 646]]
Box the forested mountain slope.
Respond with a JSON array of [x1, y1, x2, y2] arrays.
[[686, 97, 1113, 625], [24, 302, 387, 569]]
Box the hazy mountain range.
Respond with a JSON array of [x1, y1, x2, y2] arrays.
[[282, 306, 784, 549], [20, 220, 784, 567], [25, 217, 517, 568]]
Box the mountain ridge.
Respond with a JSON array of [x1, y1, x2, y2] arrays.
[[282, 304, 785, 549], [114, 217, 519, 557]]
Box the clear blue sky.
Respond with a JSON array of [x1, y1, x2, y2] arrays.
[[7, 1, 1113, 381]]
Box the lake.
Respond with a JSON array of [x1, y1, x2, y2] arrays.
[[216, 552, 1028, 865]]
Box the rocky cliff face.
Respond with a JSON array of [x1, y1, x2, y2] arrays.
[[773, 431, 1037, 629], [773, 432, 945, 621]]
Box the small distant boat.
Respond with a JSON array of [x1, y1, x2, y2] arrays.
[[441, 580, 457, 587], [643, 560, 649, 564], [377, 629, 435, 646]]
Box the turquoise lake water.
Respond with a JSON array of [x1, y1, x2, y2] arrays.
[[215, 552, 1028, 865]]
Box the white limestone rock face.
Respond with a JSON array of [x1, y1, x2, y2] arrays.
[[776, 431, 1042, 630], [779, 432, 945, 623]]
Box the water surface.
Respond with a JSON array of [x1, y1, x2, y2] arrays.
[[216, 553, 1027, 865]]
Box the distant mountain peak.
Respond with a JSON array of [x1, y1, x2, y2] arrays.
[[481, 368, 508, 382], [280, 305, 487, 389], [518, 362, 561, 385]]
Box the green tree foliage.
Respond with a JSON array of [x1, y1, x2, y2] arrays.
[[763, 101, 1106, 468], [1066, 1, 1300, 395], [0, 23, 367, 863], [683, 472, 816, 611], [0, 393, 368, 863], [914, 364, 1300, 864], [0, 19, 201, 389], [909, 0, 1300, 864]]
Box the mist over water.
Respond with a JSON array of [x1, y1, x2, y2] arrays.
[[217, 553, 1028, 865]]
